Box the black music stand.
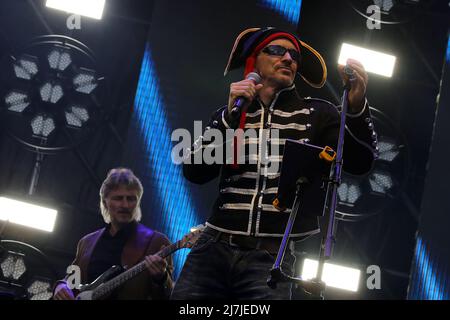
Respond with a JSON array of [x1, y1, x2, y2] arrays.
[[267, 139, 335, 298]]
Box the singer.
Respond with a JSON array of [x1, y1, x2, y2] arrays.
[[171, 27, 378, 300]]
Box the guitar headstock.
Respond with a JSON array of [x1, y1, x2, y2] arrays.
[[178, 224, 206, 249]]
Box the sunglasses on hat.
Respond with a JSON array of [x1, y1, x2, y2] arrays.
[[262, 45, 301, 63]]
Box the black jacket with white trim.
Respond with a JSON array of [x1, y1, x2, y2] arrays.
[[183, 85, 377, 238]]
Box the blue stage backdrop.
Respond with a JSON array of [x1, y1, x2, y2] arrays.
[[260, 0, 302, 24], [128, 44, 201, 279]]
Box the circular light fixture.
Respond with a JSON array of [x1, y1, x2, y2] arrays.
[[0, 35, 106, 152], [336, 107, 410, 222], [0, 240, 57, 300]]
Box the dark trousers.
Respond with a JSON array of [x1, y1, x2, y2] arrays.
[[170, 228, 295, 300]]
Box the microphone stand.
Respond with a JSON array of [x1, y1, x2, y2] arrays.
[[313, 75, 352, 295], [267, 177, 326, 298], [267, 70, 354, 299]]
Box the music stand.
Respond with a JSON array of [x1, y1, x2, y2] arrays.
[[267, 139, 335, 298]]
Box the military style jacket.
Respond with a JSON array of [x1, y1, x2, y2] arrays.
[[184, 85, 377, 238]]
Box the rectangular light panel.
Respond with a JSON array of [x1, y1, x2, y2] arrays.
[[46, 0, 105, 20], [338, 43, 396, 78], [0, 197, 57, 232], [301, 258, 361, 292]]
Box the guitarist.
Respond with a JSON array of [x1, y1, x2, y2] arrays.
[[53, 168, 173, 300]]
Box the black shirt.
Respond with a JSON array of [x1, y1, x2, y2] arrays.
[[87, 222, 136, 283]]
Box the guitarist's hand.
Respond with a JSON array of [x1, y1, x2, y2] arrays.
[[53, 283, 75, 300], [144, 254, 168, 283]]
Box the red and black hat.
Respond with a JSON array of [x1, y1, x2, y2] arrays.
[[224, 27, 327, 88]]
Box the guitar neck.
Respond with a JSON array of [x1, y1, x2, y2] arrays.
[[91, 239, 181, 300]]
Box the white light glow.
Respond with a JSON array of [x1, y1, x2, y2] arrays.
[[0, 197, 57, 232], [338, 43, 396, 78], [301, 259, 361, 292], [46, 0, 105, 20]]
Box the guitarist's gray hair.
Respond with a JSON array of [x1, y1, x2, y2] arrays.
[[99, 168, 143, 223]]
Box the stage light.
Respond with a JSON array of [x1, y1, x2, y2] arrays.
[[5, 91, 30, 113], [0, 241, 58, 300], [65, 106, 89, 128], [1, 36, 103, 150], [377, 138, 401, 162], [0, 252, 27, 281], [338, 43, 396, 77], [46, 0, 105, 20], [369, 170, 393, 194], [374, 0, 394, 13], [73, 68, 98, 94], [26, 278, 53, 300], [40, 83, 64, 104], [338, 182, 362, 206], [13, 55, 39, 80], [48, 49, 72, 71], [301, 258, 361, 292], [31, 115, 56, 138], [0, 197, 57, 232], [337, 108, 408, 222]]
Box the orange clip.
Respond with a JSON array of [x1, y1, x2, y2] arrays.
[[272, 198, 286, 212], [319, 146, 336, 162]]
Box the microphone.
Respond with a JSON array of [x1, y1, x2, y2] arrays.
[[230, 72, 262, 119], [344, 64, 356, 82]]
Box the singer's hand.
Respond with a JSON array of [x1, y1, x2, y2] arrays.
[[338, 59, 368, 113], [228, 79, 264, 114]]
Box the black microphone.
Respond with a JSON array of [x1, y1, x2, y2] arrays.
[[344, 64, 356, 82], [230, 72, 262, 119]]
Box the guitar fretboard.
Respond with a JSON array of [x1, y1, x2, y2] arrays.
[[91, 237, 185, 300]]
